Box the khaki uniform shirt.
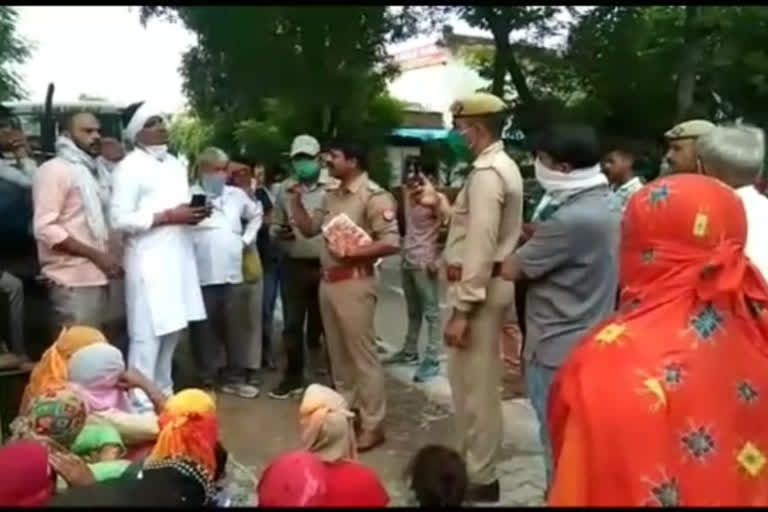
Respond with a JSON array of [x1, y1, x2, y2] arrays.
[[443, 141, 524, 312], [273, 175, 328, 259], [308, 172, 400, 269]]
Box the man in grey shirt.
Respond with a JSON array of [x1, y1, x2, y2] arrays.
[[500, 124, 621, 488]]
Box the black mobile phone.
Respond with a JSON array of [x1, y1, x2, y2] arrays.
[[190, 194, 207, 208]]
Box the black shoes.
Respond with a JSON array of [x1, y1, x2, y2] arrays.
[[268, 378, 305, 400], [466, 479, 500, 503]]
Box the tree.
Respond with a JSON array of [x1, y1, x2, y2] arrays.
[[0, 7, 32, 102], [446, 6, 572, 135], [139, 6, 430, 186]]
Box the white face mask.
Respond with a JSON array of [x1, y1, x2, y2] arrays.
[[534, 158, 607, 193], [534, 158, 570, 191], [143, 144, 168, 161]]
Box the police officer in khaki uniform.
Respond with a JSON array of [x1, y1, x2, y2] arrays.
[[662, 119, 715, 174], [289, 139, 399, 452], [439, 93, 523, 502]]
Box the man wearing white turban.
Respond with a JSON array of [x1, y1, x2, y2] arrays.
[[109, 101, 208, 411]]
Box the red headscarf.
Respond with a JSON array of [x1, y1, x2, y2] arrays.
[[548, 174, 768, 506], [257, 450, 389, 507], [0, 441, 54, 507]]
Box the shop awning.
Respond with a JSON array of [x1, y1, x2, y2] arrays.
[[390, 128, 451, 141]]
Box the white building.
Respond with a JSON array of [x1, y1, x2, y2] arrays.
[[383, 27, 496, 186], [387, 26, 493, 128]]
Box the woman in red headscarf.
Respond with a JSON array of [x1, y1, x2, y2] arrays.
[[548, 174, 768, 506], [0, 441, 56, 506]]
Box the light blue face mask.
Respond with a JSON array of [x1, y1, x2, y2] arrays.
[[202, 172, 227, 197]]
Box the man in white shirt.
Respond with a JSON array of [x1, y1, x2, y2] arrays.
[[697, 123, 768, 279], [601, 142, 645, 211], [188, 147, 263, 399], [110, 101, 208, 411]]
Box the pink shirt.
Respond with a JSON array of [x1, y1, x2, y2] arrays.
[[33, 158, 107, 287], [402, 196, 442, 268]]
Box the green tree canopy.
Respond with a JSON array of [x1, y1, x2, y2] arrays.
[[140, 6, 434, 185], [0, 7, 32, 102]]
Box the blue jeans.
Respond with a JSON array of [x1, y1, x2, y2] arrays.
[[401, 266, 441, 362], [524, 358, 557, 488]]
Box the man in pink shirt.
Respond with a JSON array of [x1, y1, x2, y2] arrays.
[[33, 112, 122, 330]]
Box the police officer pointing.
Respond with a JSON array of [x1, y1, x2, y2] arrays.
[[438, 93, 523, 502], [289, 139, 400, 452]]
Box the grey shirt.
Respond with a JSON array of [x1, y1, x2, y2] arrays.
[[272, 176, 327, 259], [517, 185, 621, 368]]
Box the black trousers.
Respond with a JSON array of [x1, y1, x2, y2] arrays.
[[281, 258, 324, 380]]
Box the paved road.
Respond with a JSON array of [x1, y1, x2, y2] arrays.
[[204, 255, 546, 506]]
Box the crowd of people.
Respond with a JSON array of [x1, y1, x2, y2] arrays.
[[0, 86, 767, 506]]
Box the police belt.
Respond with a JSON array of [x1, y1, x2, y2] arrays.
[[322, 264, 375, 283], [446, 262, 502, 283]]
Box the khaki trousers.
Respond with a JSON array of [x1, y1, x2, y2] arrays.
[[319, 276, 386, 432], [447, 278, 515, 485], [500, 306, 522, 380]]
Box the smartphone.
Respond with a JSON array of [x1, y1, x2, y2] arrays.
[[405, 159, 423, 188], [190, 194, 207, 208]]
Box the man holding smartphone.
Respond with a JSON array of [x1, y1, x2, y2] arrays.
[[110, 101, 209, 411], [268, 134, 328, 400], [188, 147, 263, 398], [384, 157, 450, 383]]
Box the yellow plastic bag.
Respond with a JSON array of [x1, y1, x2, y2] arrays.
[[242, 247, 263, 282]]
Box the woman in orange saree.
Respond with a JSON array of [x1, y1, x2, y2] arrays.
[[548, 174, 768, 506]]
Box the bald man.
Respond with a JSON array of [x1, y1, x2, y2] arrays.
[[33, 112, 121, 330]]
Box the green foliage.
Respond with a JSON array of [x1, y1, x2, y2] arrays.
[[453, 5, 768, 158], [140, 6, 424, 182], [169, 114, 214, 161], [0, 7, 32, 102]]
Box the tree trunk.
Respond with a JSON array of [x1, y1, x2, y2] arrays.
[[675, 6, 702, 121], [488, 15, 536, 106], [491, 47, 506, 97], [504, 50, 536, 106]]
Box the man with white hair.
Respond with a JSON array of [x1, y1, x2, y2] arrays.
[[697, 123, 768, 278], [110, 101, 208, 410], [188, 146, 263, 398]]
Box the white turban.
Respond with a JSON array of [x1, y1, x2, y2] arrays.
[[123, 101, 166, 143]]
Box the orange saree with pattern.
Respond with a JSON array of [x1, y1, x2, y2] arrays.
[[548, 175, 768, 506]]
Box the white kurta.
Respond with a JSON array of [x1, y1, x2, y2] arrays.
[[110, 149, 206, 339]]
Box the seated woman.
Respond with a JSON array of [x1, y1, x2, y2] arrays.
[[48, 388, 224, 507], [0, 441, 56, 506], [20, 325, 106, 413], [9, 386, 132, 488], [548, 175, 768, 506], [258, 384, 389, 507], [407, 445, 468, 507], [67, 342, 162, 448]]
